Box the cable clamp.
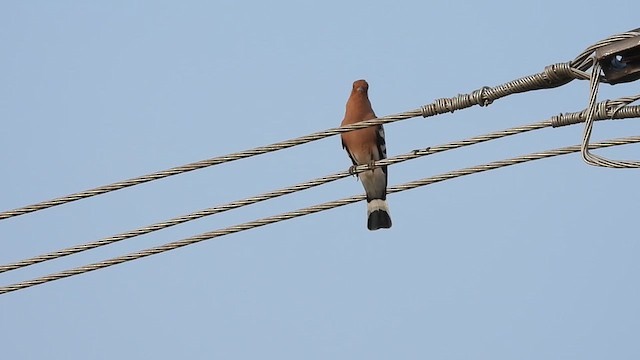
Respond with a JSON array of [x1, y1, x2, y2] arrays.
[[596, 28, 640, 84]]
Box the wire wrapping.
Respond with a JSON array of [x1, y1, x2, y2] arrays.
[[3, 102, 640, 274], [1, 135, 639, 295], [1, 29, 640, 295], [3, 29, 632, 221], [574, 28, 640, 168], [581, 65, 640, 167]]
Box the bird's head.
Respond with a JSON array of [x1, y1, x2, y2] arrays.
[[352, 79, 369, 94]]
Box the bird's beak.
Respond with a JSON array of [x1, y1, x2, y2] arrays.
[[356, 86, 365, 93]]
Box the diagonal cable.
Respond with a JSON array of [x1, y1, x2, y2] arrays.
[[1, 135, 639, 295], [0, 120, 550, 273], [0, 110, 422, 220], [3, 28, 632, 220], [2, 102, 640, 273]]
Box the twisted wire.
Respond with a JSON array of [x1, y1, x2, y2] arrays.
[[551, 103, 640, 127], [581, 63, 640, 168], [3, 98, 639, 274], [573, 28, 640, 167], [2, 135, 639, 295], [0, 109, 422, 220], [4, 29, 636, 221], [0, 120, 551, 273], [571, 28, 640, 72]]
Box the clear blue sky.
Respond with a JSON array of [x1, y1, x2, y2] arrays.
[[2, 1, 640, 359]]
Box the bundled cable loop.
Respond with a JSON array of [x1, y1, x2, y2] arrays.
[[578, 27, 640, 167]]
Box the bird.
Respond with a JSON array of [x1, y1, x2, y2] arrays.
[[340, 79, 392, 230]]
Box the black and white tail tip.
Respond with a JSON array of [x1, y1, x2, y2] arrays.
[[367, 199, 392, 231]]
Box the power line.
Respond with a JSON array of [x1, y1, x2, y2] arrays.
[[3, 101, 639, 274], [0, 110, 422, 221], [577, 28, 640, 168], [1, 29, 638, 294], [0, 119, 549, 273], [581, 60, 640, 167], [4, 28, 632, 221], [2, 135, 639, 295]]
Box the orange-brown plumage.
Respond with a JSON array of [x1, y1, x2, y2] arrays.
[[340, 79, 392, 230], [341, 80, 378, 165]]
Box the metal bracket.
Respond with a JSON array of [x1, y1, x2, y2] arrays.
[[596, 28, 640, 84]]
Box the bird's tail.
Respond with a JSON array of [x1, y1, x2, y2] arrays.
[[367, 199, 392, 231]]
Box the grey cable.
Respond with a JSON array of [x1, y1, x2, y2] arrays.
[[0, 110, 423, 220], [581, 63, 640, 167], [577, 28, 640, 168], [1, 135, 639, 295], [2, 101, 640, 274], [0, 120, 550, 273], [3, 29, 630, 221]]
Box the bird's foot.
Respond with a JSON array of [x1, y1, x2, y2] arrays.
[[367, 160, 376, 171]]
